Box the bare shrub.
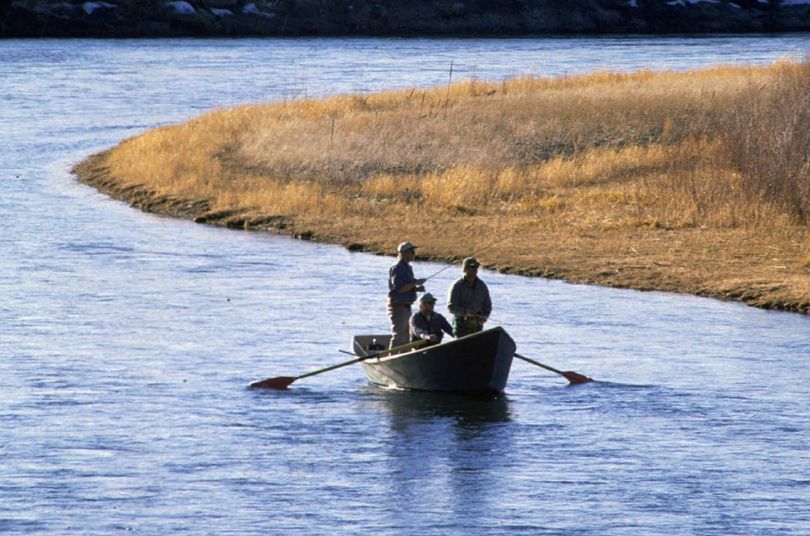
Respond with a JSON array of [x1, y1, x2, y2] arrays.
[[719, 61, 810, 223]]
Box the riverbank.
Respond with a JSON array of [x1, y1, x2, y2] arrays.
[[4, 0, 810, 37], [74, 62, 810, 314]]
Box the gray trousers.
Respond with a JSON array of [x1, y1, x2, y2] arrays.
[[387, 301, 412, 350]]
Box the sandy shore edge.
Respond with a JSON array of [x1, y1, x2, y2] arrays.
[[74, 152, 809, 316]]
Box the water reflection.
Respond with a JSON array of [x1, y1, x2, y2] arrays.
[[373, 389, 513, 531], [376, 388, 511, 427]]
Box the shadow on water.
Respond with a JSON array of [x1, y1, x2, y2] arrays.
[[369, 388, 515, 531], [370, 387, 512, 427]]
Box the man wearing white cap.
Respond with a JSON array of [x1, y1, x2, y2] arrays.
[[387, 241, 426, 349]]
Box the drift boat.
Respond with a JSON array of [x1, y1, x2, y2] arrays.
[[352, 326, 516, 395]]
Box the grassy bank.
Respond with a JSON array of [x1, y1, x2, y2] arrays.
[[74, 62, 810, 314]]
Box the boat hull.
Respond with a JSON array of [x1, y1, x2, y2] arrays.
[[353, 327, 515, 394]]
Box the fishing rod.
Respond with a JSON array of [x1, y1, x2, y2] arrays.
[[421, 234, 508, 281]]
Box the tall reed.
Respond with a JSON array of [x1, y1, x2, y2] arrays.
[[718, 61, 810, 223]]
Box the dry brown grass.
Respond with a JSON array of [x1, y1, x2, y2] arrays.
[[79, 61, 810, 313]]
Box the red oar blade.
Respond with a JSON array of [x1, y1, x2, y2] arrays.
[[249, 376, 297, 389], [562, 371, 593, 385]]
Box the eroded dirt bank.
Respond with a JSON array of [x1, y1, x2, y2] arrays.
[[74, 150, 810, 315]]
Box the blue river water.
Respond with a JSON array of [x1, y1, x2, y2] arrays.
[[1, 36, 809, 535]]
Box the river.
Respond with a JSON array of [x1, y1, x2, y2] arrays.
[[1, 36, 809, 535]]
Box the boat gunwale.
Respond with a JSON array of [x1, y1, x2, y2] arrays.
[[359, 326, 514, 365]]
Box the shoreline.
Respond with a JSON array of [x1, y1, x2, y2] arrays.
[[74, 151, 810, 316], [4, 1, 810, 38], [7, 29, 810, 39]]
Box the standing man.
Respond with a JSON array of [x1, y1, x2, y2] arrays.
[[409, 293, 453, 345], [388, 241, 426, 350], [447, 257, 492, 338]]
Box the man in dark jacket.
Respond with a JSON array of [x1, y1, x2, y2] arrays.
[[447, 257, 492, 338], [409, 293, 453, 345], [388, 241, 426, 349]]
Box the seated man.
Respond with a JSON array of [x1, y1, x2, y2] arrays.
[[409, 293, 453, 345]]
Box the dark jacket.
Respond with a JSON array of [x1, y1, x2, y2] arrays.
[[409, 311, 453, 343], [388, 260, 417, 304], [447, 277, 492, 319]]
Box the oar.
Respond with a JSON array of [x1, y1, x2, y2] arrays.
[[249, 339, 427, 389], [514, 352, 593, 385]]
